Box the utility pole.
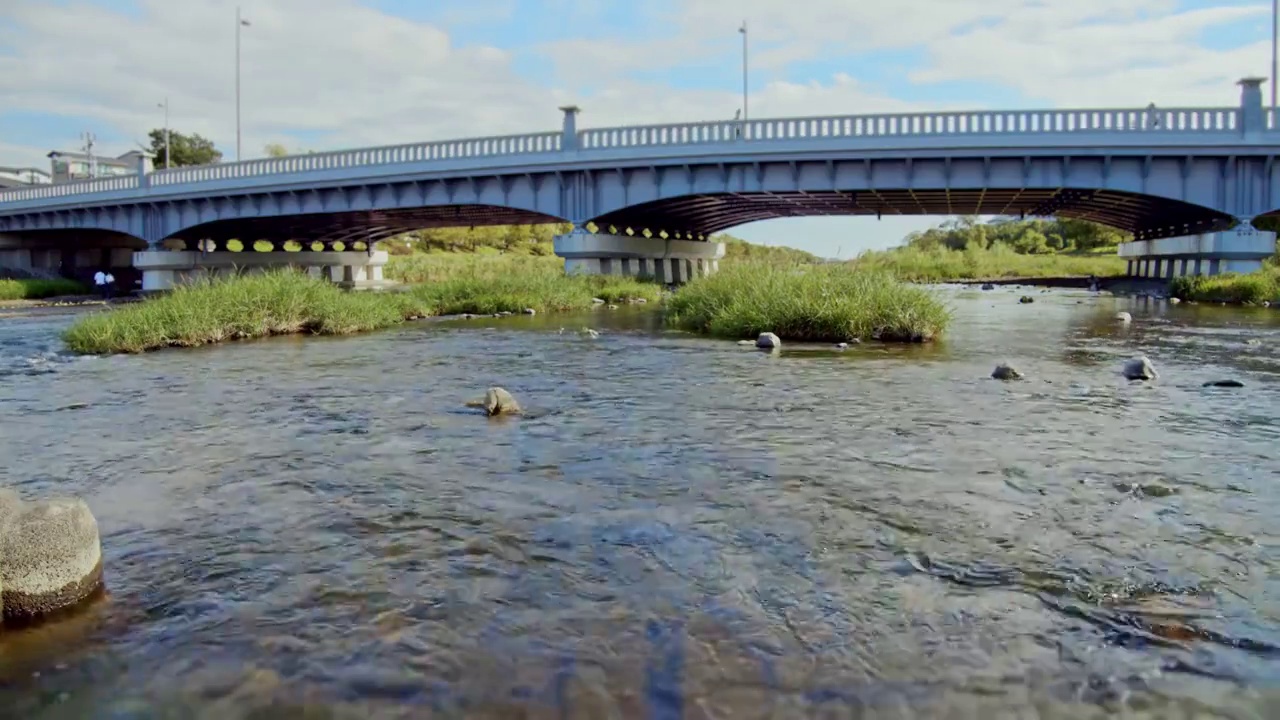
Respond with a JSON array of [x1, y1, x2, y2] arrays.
[[236, 6, 251, 162], [158, 97, 171, 169], [1273, 0, 1278, 110], [738, 21, 749, 128], [81, 132, 97, 179]]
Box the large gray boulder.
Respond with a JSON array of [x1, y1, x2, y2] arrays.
[[0, 491, 103, 621], [483, 387, 521, 416], [1122, 356, 1158, 381], [756, 332, 781, 350]]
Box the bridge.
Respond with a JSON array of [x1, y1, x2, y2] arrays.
[[0, 78, 1276, 290]]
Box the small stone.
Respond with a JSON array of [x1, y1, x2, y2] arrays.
[[980, 283, 995, 291], [1169, 297, 1181, 304], [522, 308, 536, 315], [482, 387, 521, 417], [1019, 296, 1034, 304], [591, 298, 605, 304], [607, 304, 618, 310], [635, 298, 648, 304], [0, 492, 104, 621], [756, 332, 781, 349], [835, 342, 848, 349], [1246, 338, 1263, 346], [991, 363, 1022, 381], [737, 340, 754, 346], [1115, 312, 1132, 323], [581, 328, 600, 338], [1203, 379, 1244, 388], [1121, 356, 1158, 381]]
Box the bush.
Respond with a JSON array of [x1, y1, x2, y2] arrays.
[[666, 261, 952, 343], [1170, 270, 1280, 305], [0, 278, 89, 301], [850, 245, 1126, 281]]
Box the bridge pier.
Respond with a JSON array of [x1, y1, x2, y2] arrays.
[[553, 232, 725, 284], [1118, 227, 1276, 279], [133, 250, 390, 292]]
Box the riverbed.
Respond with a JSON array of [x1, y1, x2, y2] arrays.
[[1, 287, 1278, 718]]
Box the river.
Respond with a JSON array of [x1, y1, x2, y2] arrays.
[[0, 287, 1278, 718]]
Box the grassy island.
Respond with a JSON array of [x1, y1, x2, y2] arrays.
[[1170, 268, 1280, 305], [62, 258, 659, 354], [0, 278, 89, 301], [848, 245, 1126, 282], [666, 262, 951, 343]]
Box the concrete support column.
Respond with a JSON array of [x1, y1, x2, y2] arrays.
[[553, 232, 726, 285]]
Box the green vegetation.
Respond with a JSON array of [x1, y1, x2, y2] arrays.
[[716, 235, 822, 264], [1170, 267, 1280, 305], [383, 223, 572, 257], [849, 244, 1127, 282], [62, 257, 660, 354], [0, 278, 89, 301], [902, 216, 1129, 255], [666, 261, 951, 343], [146, 128, 223, 167]]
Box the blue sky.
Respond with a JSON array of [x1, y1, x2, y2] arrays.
[[0, 0, 1272, 257]]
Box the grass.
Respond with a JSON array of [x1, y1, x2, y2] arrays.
[[849, 245, 1127, 282], [1169, 267, 1280, 305], [62, 256, 662, 354], [666, 261, 952, 343], [0, 278, 90, 301]]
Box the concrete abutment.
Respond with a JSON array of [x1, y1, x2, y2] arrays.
[[134, 250, 389, 291], [553, 232, 725, 284]]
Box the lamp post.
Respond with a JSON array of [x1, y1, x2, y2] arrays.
[[1272, 0, 1277, 110], [236, 6, 251, 162], [738, 21, 749, 127], [158, 97, 170, 169]]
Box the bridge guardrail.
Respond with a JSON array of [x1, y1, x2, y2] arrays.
[[0, 105, 1255, 208]]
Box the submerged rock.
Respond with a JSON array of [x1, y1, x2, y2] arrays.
[[1122, 356, 1158, 381], [1019, 296, 1034, 304], [1203, 379, 1244, 388], [980, 283, 995, 291], [991, 363, 1022, 381], [0, 489, 103, 622], [591, 298, 605, 305], [737, 340, 755, 346], [522, 308, 536, 316], [482, 387, 521, 417], [1115, 312, 1132, 323], [756, 332, 781, 349]]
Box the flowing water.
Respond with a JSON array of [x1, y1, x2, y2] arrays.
[[1, 287, 1279, 719]]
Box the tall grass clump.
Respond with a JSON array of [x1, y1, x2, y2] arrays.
[[667, 261, 952, 343], [1170, 268, 1280, 305], [851, 245, 1127, 282], [0, 278, 89, 301], [62, 272, 432, 354]]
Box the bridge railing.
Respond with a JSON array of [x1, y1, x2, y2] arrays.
[[148, 132, 563, 186], [0, 175, 140, 203], [577, 107, 1237, 149]]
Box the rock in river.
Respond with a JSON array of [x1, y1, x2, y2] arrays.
[[756, 332, 781, 349], [0, 488, 103, 622], [482, 387, 521, 416], [1122, 356, 1158, 381], [1115, 312, 1132, 323], [991, 363, 1022, 380]]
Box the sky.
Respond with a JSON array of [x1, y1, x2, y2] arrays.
[[0, 0, 1272, 258]]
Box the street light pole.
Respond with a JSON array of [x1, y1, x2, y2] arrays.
[[158, 97, 170, 169], [236, 6, 251, 162], [738, 21, 749, 127], [1272, 0, 1278, 110]]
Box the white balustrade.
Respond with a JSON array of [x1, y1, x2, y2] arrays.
[[0, 105, 1262, 207]]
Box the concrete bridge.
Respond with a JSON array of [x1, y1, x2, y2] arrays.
[[0, 78, 1276, 290]]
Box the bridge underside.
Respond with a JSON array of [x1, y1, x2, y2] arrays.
[[167, 205, 563, 245], [590, 189, 1234, 241]]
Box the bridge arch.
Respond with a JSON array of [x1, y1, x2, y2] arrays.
[[0, 228, 146, 286]]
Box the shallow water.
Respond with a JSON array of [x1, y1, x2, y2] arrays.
[[1, 287, 1278, 718]]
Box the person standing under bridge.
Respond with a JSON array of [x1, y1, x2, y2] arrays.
[[93, 269, 112, 300]]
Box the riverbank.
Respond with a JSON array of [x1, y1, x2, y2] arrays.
[[1171, 269, 1280, 305], [61, 265, 660, 354], [849, 245, 1125, 282], [667, 262, 951, 343]]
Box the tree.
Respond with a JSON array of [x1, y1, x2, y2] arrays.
[[264, 143, 289, 158], [147, 129, 222, 168]]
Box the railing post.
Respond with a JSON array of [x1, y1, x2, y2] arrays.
[[1238, 77, 1266, 137], [136, 153, 152, 188], [559, 105, 580, 151]]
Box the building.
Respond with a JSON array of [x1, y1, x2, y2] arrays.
[[0, 165, 52, 189], [46, 150, 151, 184]]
